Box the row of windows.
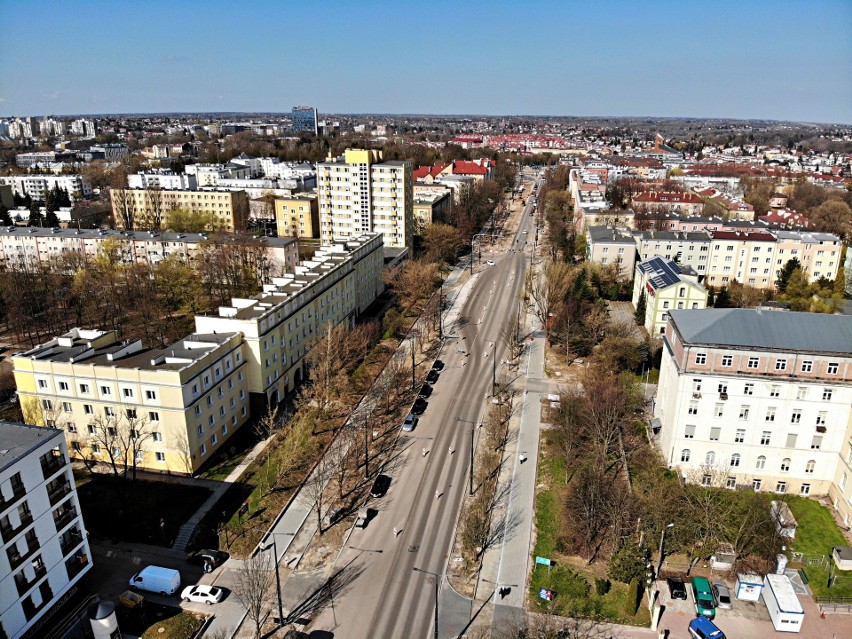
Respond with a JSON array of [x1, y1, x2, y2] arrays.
[[693, 353, 840, 374], [703, 475, 812, 496], [683, 424, 823, 449], [682, 449, 819, 473], [38, 379, 159, 401], [690, 401, 830, 422], [691, 378, 835, 401]]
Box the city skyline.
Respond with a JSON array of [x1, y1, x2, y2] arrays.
[[1, 0, 850, 124]]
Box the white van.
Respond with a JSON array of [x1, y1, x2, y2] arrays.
[[129, 565, 181, 595]]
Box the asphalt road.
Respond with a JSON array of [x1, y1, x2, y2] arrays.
[[307, 175, 542, 638]]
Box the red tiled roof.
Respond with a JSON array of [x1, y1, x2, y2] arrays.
[[413, 166, 431, 180], [452, 160, 488, 176]]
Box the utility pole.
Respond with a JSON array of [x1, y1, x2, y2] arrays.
[[412, 567, 440, 639], [492, 341, 497, 396], [410, 332, 417, 390], [469, 421, 475, 495], [437, 280, 443, 339], [363, 412, 370, 479]]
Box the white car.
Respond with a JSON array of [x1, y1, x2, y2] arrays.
[[486, 259, 495, 266], [181, 584, 224, 605]]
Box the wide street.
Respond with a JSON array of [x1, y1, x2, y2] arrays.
[[300, 172, 543, 638]]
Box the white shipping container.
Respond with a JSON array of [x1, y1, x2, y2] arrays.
[[762, 574, 804, 633], [735, 573, 763, 602]]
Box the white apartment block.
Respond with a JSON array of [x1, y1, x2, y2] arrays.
[[0, 175, 92, 203], [195, 233, 385, 407], [128, 171, 197, 190], [317, 149, 414, 249], [184, 163, 252, 186], [0, 423, 91, 639], [69, 119, 96, 137], [0, 227, 298, 273], [654, 309, 852, 524], [631, 257, 708, 335], [13, 330, 250, 475]]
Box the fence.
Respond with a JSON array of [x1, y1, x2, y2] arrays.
[[816, 597, 852, 614], [789, 552, 828, 569]]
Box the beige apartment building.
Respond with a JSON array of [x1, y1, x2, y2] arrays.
[[194, 233, 384, 409], [413, 190, 452, 233], [0, 227, 298, 273], [274, 194, 319, 238], [110, 188, 249, 232], [773, 230, 842, 283], [317, 149, 414, 249], [13, 329, 249, 475]]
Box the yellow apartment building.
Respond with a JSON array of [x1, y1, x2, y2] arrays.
[[110, 188, 249, 232], [12, 329, 249, 475], [274, 193, 319, 238]]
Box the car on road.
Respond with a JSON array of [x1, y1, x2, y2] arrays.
[[370, 474, 392, 498], [186, 549, 227, 573], [402, 413, 418, 432], [522, 230, 528, 234], [688, 616, 726, 639], [692, 576, 716, 619], [711, 582, 732, 609], [425, 369, 439, 384], [486, 259, 495, 266], [418, 383, 432, 398], [667, 576, 688, 600], [431, 359, 445, 371], [181, 584, 224, 605], [411, 398, 428, 415]]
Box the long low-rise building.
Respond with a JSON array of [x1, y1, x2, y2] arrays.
[[110, 187, 249, 231], [0, 227, 298, 274], [654, 309, 852, 525], [0, 175, 92, 203], [195, 233, 385, 409]]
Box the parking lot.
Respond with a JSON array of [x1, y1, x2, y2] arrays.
[[656, 576, 851, 639]]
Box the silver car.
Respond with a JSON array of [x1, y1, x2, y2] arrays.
[[711, 581, 732, 609]]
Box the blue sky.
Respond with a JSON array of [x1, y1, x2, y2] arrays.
[[1, 0, 850, 123]]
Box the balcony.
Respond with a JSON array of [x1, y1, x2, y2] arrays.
[[0, 511, 34, 544], [14, 560, 47, 596], [59, 525, 83, 555], [65, 551, 90, 580], [53, 504, 78, 533], [40, 450, 67, 480], [7, 536, 39, 570], [47, 477, 72, 506], [21, 582, 53, 622], [0, 480, 27, 514]]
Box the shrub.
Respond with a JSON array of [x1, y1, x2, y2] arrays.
[[609, 540, 646, 584], [626, 577, 640, 615]]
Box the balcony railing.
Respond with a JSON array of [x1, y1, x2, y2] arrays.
[[0, 480, 27, 514], [65, 552, 89, 580], [22, 582, 53, 622], [0, 511, 34, 543], [59, 526, 83, 555], [14, 561, 47, 596], [7, 539, 39, 571], [47, 479, 72, 506], [41, 452, 67, 480], [53, 505, 78, 533]]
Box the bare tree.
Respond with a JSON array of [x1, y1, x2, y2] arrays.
[[144, 187, 165, 231], [530, 260, 572, 336], [169, 431, 195, 475], [303, 454, 333, 535], [233, 552, 275, 639]]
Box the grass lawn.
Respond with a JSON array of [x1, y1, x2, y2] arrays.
[[530, 445, 651, 625], [785, 496, 852, 598], [76, 475, 211, 547], [141, 612, 203, 639]]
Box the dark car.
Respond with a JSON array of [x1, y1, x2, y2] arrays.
[[431, 359, 445, 371], [418, 383, 432, 398], [370, 474, 392, 498], [186, 549, 228, 573], [425, 370, 439, 384], [411, 398, 428, 415], [667, 576, 688, 600]]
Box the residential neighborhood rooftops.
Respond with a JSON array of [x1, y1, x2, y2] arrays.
[[669, 308, 852, 355], [586, 225, 635, 244]]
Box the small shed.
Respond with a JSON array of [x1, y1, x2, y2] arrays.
[[710, 543, 736, 570], [735, 573, 764, 601], [771, 501, 798, 539], [832, 546, 852, 571]]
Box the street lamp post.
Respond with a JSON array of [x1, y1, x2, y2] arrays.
[[363, 411, 370, 479], [412, 566, 440, 639], [657, 522, 675, 576], [491, 341, 497, 396]]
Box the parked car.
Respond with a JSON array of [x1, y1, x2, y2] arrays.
[[711, 582, 732, 609], [418, 383, 432, 398], [411, 398, 427, 415], [370, 474, 391, 498], [186, 549, 227, 573], [667, 576, 687, 600], [431, 359, 445, 371], [425, 370, 440, 384], [402, 413, 418, 432], [688, 616, 726, 639], [129, 566, 181, 596], [486, 260, 495, 266], [181, 584, 224, 605], [691, 577, 716, 619]]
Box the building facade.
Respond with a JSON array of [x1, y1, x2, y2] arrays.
[[128, 171, 198, 190], [0, 423, 91, 639], [291, 106, 318, 135], [194, 234, 385, 409], [317, 149, 414, 249], [110, 188, 249, 231], [413, 190, 452, 234], [585, 225, 637, 277], [275, 194, 319, 238], [632, 257, 708, 335], [654, 309, 852, 523], [13, 330, 250, 475], [0, 175, 92, 203]]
